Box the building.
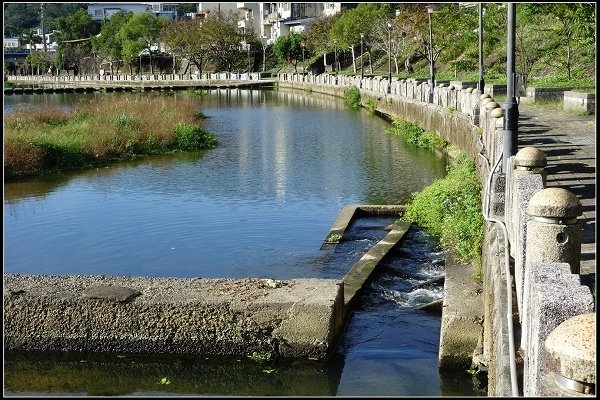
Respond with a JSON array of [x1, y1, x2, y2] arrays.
[[87, 2, 176, 21]]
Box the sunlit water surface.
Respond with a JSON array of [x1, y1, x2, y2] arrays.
[[3, 89, 485, 396]]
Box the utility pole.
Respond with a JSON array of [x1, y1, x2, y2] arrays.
[[41, 3, 47, 53]]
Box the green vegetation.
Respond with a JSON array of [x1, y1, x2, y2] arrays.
[[325, 233, 343, 244], [4, 4, 594, 85], [4, 95, 217, 179], [401, 153, 484, 277], [247, 352, 272, 363], [386, 118, 448, 152], [343, 86, 361, 109], [365, 98, 378, 113]]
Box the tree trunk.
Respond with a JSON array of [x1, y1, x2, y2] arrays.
[[351, 45, 356, 73]]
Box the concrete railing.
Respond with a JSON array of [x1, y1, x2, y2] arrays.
[[6, 72, 267, 83], [277, 72, 595, 397]]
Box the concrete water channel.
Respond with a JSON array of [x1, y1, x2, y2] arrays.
[[3, 87, 484, 396]]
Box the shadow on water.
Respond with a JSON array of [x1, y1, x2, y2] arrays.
[[3, 217, 486, 396]]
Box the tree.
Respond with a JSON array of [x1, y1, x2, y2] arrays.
[[118, 12, 170, 74], [163, 18, 212, 74], [272, 32, 306, 72], [55, 9, 100, 75], [92, 11, 133, 75], [202, 10, 245, 72], [521, 3, 596, 81], [329, 4, 392, 73]]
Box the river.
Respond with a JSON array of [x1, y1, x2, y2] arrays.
[[3, 88, 486, 396]]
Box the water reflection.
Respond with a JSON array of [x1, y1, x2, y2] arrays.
[[4, 89, 447, 279]]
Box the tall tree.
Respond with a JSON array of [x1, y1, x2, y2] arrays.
[[55, 9, 100, 75], [92, 11, 133, 75], [118, 12, 170, 74], [202, 10, 245, 72], [272, 32, 306, 72], [329, 3, 392, 73], [163, 18, 212, 74]]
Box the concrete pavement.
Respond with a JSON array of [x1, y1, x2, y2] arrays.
[[517, 104, 596, 285]]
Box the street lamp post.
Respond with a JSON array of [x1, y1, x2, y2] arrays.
[[426, 4, 435, 103], [247, 43, 251, 72], [478, 3, 485, 93], [334, 39, 338, 83], [360, 33, 364, 88], [502, 3, 519, 174], [387, 21, 392, 94]]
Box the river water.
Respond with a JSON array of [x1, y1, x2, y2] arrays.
[[3, 88, 486, 396]]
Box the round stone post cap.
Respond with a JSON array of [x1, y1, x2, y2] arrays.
[[491, 107, 504, 118], [545, 313, 595, 389], [527, 188, 582, 219], [480, 93, 491, 100], [485, 101, 500, 110], [515, 146, 547, 168]]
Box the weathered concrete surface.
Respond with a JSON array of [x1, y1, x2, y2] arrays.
[[438, 254, 484, 371], [3, 274, 344, 359]]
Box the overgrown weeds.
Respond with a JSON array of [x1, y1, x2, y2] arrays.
[[401, 153, 484, 277], [344, 86, 361, 109], [4, 94, 217, 178], [386, 117, 448, 152]]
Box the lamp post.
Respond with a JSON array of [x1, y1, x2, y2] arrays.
[[301, 41, 305, 74], [334, 39, 338, 82], [387, 21, 392, 94], [426, 3, 435, 103], [502, 3, 519, 174], [360, 33, 364, 88], [478, 3, 485, 93]]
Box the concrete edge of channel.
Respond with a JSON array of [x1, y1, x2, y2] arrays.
[[3, 273, 344, 360], [438, 254, 485, 372]]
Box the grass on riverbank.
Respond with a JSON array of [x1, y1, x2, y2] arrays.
[[401, 152, 484, 279], [4, 95, 218, 179]]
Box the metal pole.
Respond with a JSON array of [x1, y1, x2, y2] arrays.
[[428, 6, 435, 103], [360, 33, 364, 88], [302, 45, 305, 73], [478, 3, 485, 93], [262, 44, 266, 72], [387, 23, 392, 94], [502, 3, 519, 173], [334, 39, 338, 83]]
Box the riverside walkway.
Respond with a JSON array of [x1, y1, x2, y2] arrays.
[[517, 103, 596, 284]]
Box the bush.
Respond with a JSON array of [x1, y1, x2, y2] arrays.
[[344, 86, 361, 109], [172, 123, 218, 150], [402, 153, 484, 276]]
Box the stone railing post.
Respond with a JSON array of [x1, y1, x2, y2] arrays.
[[542, 312, 595, 396], [506, 147, 547, 319], [521, 187, 583, 351]]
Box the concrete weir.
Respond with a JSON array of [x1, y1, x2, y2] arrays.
[[3, 204, 410, 360], [3, 274, 344, 360]]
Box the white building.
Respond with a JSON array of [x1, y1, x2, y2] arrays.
[[87, 2, 176, 21]]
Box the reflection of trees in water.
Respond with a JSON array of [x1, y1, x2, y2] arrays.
[[4, 351, 343, 396]]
